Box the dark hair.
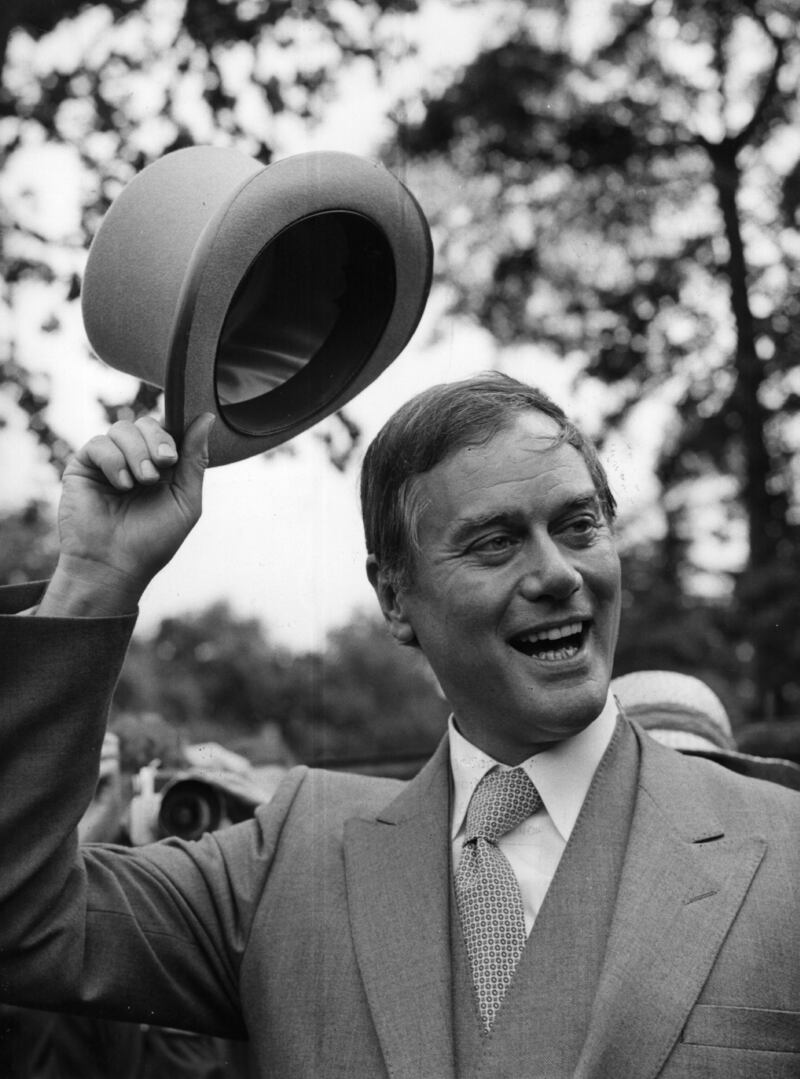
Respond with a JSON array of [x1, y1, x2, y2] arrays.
[[360, 371, 617, 588]]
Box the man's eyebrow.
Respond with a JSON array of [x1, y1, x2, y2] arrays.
[[551, 492, 604, 524], [450, 492, 603, 542], [561, 493, 602, 513], [449, 511, 519, 544]]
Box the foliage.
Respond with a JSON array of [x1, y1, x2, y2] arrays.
[[0, 500, 58, 585], [388, 0, 800, 715], [0, 500, 447, 766], [0, 0, 421, 474], [110, 709, 187, 772], [283, 615, 449, 764], [114, 601, 449, 766], [5, 0, 800, 724], [613, 545, 752, 726], [115, 601, 297, 731]]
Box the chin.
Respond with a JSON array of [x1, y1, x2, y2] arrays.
[[532, 683, 608, 739]]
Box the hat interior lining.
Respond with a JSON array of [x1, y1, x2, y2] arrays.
[[214, 210, 396, 437]]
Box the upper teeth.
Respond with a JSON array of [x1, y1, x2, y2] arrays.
[[519, 621, 583, 644]]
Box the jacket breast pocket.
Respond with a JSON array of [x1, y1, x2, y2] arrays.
[[681, 1004, 800, 1053]]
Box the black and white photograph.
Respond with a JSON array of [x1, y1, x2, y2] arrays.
[[1, 1, 799, 1076]]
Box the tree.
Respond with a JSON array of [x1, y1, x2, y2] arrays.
[[389, 0, 800, 717], [114, 603, 448, 766], [7, 0, 799, 724], [0, 500, 58, 585], [283, 614, 449, 765], [614, 545, 750, 724], [115, 600, 295, 733], [1, 0, 422, 476], [111, 708, 187, 772]]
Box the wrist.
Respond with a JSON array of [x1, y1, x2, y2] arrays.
[[37, 554, 145, 618]]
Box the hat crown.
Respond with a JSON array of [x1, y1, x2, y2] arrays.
[[83, 147, 262, 388]]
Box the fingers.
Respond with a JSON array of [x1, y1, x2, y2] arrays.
[[179, 411, 215, 469], [171, 412, 215, 508], [133, 416, 180, 472], [99, 732, 121, 777], [70, 413, 214, 507], [75, 417, 179, 490]]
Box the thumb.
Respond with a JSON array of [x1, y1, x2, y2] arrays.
[[172, 412, 215, 508]]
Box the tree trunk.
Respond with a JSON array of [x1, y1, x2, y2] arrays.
[[709, 139, 788, 714]]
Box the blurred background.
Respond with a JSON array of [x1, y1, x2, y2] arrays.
[[2, 0, 800, 777]]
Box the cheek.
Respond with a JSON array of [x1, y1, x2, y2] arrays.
[[583, 543, 622, 608], [406, 587, 493, 659], [601, 563, 622, 637]]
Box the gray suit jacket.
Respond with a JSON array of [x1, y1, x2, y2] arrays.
[[1, 583, 799, 1078]]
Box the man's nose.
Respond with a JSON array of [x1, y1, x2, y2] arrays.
[[517, 537, 581, 602]]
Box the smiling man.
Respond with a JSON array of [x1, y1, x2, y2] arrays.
[[1, 372, 799, 1078], [365, 399, 621, 762]]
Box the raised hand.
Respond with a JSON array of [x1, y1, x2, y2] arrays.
[[38, 412, 215, 618]]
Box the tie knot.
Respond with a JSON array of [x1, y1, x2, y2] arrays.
[[464, 767, 542, 844]]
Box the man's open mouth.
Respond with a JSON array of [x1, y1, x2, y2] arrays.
[[510, 621, 588, 662]]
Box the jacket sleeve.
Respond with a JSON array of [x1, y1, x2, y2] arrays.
[[0, 582, 135, 895], [0, 584, 305, 1038]]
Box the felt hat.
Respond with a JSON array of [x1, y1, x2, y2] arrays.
[[82, 146, 433, 466], [612, 669, 800, 791]]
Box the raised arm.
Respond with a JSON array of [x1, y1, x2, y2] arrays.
[[0, 410, 257, 1035], [38, 412, 215, 617]]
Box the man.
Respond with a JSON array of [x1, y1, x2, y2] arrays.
[[1, 372, 799, 1078]]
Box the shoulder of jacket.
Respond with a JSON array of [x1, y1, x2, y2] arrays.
[[256, 764, 405, 826]]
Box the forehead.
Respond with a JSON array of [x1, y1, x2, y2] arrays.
[[412, 411, 596, 535]]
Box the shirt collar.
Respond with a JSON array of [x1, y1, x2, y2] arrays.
[[448, 692, 619, 843]]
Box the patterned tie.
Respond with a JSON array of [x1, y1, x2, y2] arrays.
[[455, 766, 543, 1033]]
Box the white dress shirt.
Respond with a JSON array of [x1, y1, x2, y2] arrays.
[[449, 694, 618, 934]]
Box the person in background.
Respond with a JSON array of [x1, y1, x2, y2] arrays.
[[612, 669, 800, 791], [0, 733, 251, 1079]]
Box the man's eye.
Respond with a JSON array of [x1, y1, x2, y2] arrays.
[[564, 515, 600, 539], [473, 534, 515, 554]]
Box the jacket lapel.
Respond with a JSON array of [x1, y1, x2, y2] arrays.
[[576, 722, 767, 1079], [343, 737, 456, 1079]]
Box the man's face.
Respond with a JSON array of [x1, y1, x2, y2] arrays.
[[381, 410, 621, 764]]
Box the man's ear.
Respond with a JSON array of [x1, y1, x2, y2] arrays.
[[365, 555, 417, 646]]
